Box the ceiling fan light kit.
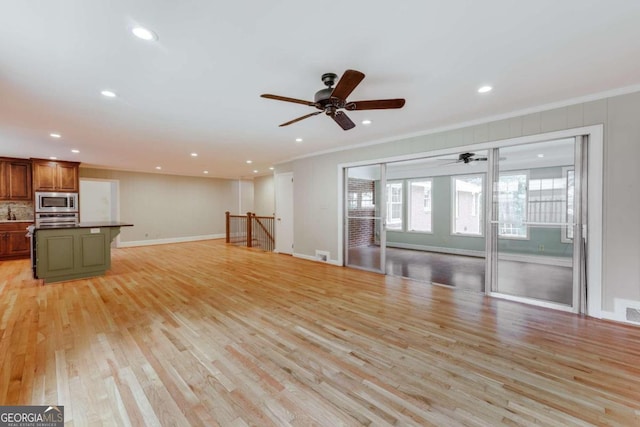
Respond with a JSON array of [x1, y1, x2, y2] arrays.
[[261, 69, 405, 130]]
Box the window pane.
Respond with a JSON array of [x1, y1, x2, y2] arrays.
[[565, 169, 575, 240], [498, 173, 527, 238], [528, 177, 566, 223], [453, 175, 483, 235], [361, 191, 374, 208], [408, 180, 432, 232], [386, 182, 403, 230]]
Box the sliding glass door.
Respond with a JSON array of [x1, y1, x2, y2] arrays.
[[345, 164, 385, 273], [342, 132, 592, 314], [488, 138, 585, 311]]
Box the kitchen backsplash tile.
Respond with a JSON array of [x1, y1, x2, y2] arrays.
[[0, 201, 34, 221]]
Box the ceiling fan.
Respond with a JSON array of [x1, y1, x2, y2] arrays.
[[440, 152, 490, 164], [261, 69, 405, 130]]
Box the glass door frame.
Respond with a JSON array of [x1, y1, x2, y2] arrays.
[[344, 163, 387, 273], [485, 136, 586, 314]]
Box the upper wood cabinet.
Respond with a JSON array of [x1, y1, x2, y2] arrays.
[[0, 158, 32, 200], [32, 159, 79, 193]]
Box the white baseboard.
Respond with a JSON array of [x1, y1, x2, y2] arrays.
[[599, 299, 640, 326], [386, 242, 572, 267], [294, 252, 341, 266], [118, 234, 225, 248]]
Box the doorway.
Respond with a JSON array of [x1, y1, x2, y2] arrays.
[[274, 172, 294, 255], [341, 128, 600, 315], [344, 164, 385, 273]]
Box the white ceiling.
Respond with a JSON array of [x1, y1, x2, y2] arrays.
[[1, 1, 639, 179]]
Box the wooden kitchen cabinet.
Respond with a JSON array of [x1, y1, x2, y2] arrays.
[[32, 159, 79, 192], [0, 158, 32, 200], [0, 222, 32, 259]]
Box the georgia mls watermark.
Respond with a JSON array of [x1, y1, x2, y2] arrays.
[[0, 406, 63, 427]]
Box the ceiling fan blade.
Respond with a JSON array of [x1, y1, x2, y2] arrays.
[[261, 94, 316, 107], [332, 111, 356, 130], [279, 111, 322, 127], [345, 98, 405, 110], [330, 69, 365, 101]]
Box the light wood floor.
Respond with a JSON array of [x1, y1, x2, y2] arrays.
[[1, 240, 639, 426]]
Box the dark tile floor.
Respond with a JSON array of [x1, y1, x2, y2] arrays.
[[348, 246, 573, 306]]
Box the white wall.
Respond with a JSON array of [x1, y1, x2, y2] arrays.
[[239, 179, 254, 214], [278, 90, 640, 316], [253, 174, 275, 216], [79, 168, 239, 244], [80, 179, 116, 222]]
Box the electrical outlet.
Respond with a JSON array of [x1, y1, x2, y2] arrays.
[[538, 244, 544, 252]]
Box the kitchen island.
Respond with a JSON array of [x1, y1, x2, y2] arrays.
[[33, 221, 133, 283]]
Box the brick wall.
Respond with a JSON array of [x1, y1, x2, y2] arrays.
[[347, 178, 376, 247]]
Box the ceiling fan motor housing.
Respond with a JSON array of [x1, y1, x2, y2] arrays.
[[314, 72, 345, 110], [314, 87, 334, 106]]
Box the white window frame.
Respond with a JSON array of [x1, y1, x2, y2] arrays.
[[407, 178, 433, 233], [451, 173, 484, 237], [562, 166, 575, 243], [386, 181, 404, 230], [497, 170, 529, 240]]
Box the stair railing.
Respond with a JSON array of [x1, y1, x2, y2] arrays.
[[225, 212, 275, 251]]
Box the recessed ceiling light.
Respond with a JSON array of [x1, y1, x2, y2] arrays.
[[71, 149, 80, 154], [203, 170, 209, 174], [101, 90, 117, 98], [246, 160, 252, 164], [478, 85, 493, 93], [253, 170, 258, 173], [49, 156, 57, 160], [362, 120, 372, 125], [190, 152, 198, 157], [131, 26, 157, 41], [50, 133, 61, 138], [155, 166, 162, 170], [269, 167, 274, 170], [537, 154, 544, 158], [295, 138, 303, 142]]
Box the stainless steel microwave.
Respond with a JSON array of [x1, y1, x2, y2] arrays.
[[35, 192, 78, 213]]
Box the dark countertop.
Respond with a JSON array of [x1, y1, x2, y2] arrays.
[[34, 221, 134, 230]]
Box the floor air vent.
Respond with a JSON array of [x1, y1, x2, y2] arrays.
[[626, 307, 640, 322]]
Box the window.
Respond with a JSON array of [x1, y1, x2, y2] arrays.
[[361, 191, 374, 208], [497, 173, 528, 238], [386, 181, 403, 230], [452, 174, 483, 236], [348, 192, 358, 210], [347, 178, 375, 211], [528, 177, 566, 223], [564, 168, 575, 242], [408, 179, 432, 232]]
